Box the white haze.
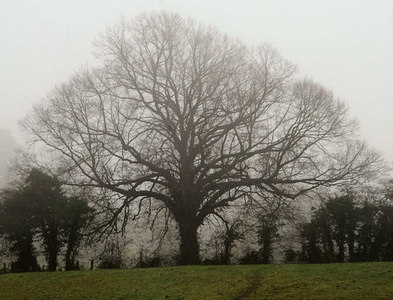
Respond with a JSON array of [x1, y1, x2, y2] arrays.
[[0, 0, 393, 183], [0, 129, 17, 187]]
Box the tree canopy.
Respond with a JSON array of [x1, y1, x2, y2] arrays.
[[0, 168, 93, 271], [298, 193, 393, 263]]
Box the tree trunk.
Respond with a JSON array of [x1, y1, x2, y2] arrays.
[[65, 233, 78, 271], [336, 233, 345, 262], [64, 244, 73, 271], [45, 227, 61, 271], [337, 242, 345, 262], [48, 244, 58, 271], [177, 220, 200, 265], [347, 232, 355, 262]]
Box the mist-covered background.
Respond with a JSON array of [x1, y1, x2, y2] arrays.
[[1, 0, 393, 183]]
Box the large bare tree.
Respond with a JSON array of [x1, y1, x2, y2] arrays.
[[22, 12, 379, 264]]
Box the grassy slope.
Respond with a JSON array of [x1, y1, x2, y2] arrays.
[[0, 263, 393, 299]]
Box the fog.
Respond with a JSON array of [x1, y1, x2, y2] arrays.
[[1, 0, 393, 182], [0, 129, 17, 187]]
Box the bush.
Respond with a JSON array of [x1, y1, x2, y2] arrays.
[[283, 248, 298, 263], [238, 250, 262, 264], [98, 257, 123, 269]]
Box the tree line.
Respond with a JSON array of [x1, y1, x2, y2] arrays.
[[295, 193, 393, 263], [1, 168, 393, 272]]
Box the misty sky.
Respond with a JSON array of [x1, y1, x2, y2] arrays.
[[1, 0, 393, 183]]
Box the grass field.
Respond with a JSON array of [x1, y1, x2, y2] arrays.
[[0, 262, 393, 299]]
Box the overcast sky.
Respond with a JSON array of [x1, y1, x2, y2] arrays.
[[1, 0, 393, 182]]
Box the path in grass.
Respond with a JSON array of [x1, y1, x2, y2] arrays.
[[0, 262, 393, 299]]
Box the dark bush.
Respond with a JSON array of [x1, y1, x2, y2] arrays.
[[238, 250, 262, 264]]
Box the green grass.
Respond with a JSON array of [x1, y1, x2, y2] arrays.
[[1, 263, 393, 299]]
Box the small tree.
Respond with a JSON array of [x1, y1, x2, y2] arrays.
[[355, 202, 379, 261], [0, 189, 39, 272], [1, 168, 93, 271], [257, 214, 280, 264], [22, 169, 66, 271], [206, 213, 245, 264], [325, 195, 358, 262], [63, 197, 94, 271], [97, 234, 128, 269], [375, 205, 393, 261], [299, 220, 323, 263]]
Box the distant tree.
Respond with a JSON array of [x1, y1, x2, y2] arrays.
[[23, 168, 66, 271], [353, 201, 393, 262], [298, 191, 393, 263], [22, 12, 380, 265], [136, 247, 162, 268], [97, 234, 127, 269], [325, 195, 358, 262], [220, 219, 244, 264], [299, 220, 322, 263], [238, 250, 262, 265], [63, 197, 94, 271], [355, 202, 379, 261], [283, 248, 298, 263], [257, 213, 280, 264], [299, 196, 355, 263], [0, 168, 94, 272], [205, 212, 246, 265], [375, 205, 393, 261], [373, 180, 393, 261], [0, 188, 39, 272]]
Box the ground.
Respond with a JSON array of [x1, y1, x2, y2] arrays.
[[0, 262, 393, 299]]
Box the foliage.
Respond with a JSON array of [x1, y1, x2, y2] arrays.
[[0, 188, 39, 272], [238, 250, 262, 265], [299, 193, 393, 263], [0, 168, 93, 272], [135, 250, 162, 268], [283, 248, 298, 263], [204, 214, 246, 265], [257, 213, 280, 264], [63, 196, 94, 271], [24, 168, 66, 271], [97, 234, 127, 269]]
